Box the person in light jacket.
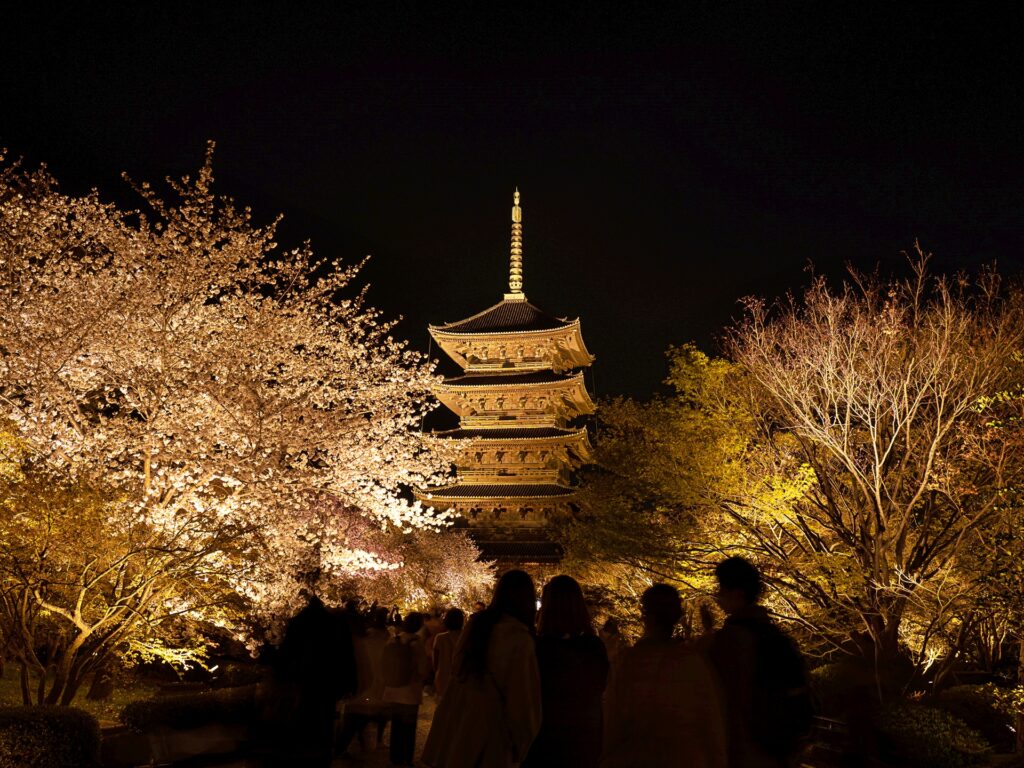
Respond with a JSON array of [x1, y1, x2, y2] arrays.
[[382, 612, 430, 767], [422, 570, 542, 768], [432, 608, 465, 699]]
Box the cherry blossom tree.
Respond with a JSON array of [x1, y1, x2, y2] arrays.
[[350, 529, 494, 611], [0, 147, 456, 703]]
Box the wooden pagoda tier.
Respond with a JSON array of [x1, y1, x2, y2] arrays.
[[429, 298, 594, 374], [416, 190, 595, 565]]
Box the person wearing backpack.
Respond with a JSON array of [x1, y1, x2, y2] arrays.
[[706, 557, 814, 768], [382, 612, 430, 766]]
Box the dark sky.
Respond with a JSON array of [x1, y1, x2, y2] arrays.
[[3, 4, 1023, 396]]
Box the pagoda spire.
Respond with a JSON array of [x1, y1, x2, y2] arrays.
[[505, 188, 525, 300]]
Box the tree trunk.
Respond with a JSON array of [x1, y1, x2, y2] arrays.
[[19, 663, 30, 705], [45, 657, 73, 706], [85, 664, 115, 701]]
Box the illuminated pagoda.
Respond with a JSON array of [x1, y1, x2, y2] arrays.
[[417, 190, 595, 564]]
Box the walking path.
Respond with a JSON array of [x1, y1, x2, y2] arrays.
[[207, 697, 437, 768], [334, 697, 436, 768]]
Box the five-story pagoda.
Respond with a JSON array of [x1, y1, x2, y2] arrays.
[[417, 191, 595, 564]]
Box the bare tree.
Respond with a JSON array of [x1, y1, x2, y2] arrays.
[[725, 249, 1024, 666]]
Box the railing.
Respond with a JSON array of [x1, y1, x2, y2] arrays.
[[457, 467, 567, 483], [799, 716, 849, 768]]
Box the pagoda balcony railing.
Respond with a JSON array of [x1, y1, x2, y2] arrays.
[[461, 414, 567, 429], [461, 360, 551, 372], [457, 467, 568, 483]]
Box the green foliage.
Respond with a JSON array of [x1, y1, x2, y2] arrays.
[[0, 670, 158, 723], [120, 684, 257, 732], [876, 702, 990, 768], [0, 706, 100, 768], [935, 684, 1019, 752], [808, 663, 848, 716]]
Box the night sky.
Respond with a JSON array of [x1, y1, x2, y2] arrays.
[[3, 4, 1023, 396]]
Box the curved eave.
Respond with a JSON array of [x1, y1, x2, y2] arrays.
[[571, 320, 596, 366], [436, 427, 589, 444], [429, 317, 581, 339], [438, 372, 586, 392], [438, 428, 594, 463], [434, 378, 595, 418]]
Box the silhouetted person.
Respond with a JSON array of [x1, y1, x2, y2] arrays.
[[337, 606, 391, 755], [382, 612, 430, 766], [432, 608, 465, 699], [424, 610, 446, 689], [706, 557, 812, 768], [523, 575, 609, 768], [599, 617, 627, 670], [603, 584, 727, 768], [259, 596, 357, 767], [423, 569, 542, 768], [829, 631, 880, 768]]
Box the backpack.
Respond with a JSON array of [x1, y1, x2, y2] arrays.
[[731, 617, 815, 759], [381, 634, 415, 688]]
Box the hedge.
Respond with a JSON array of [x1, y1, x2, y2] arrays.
[[935, 683, 1018, 752], [0, 706, 100, 768], [120, 684, 258, 732], [876, 701, 990, 768]]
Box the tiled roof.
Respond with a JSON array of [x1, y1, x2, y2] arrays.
[[442, 371, 578, 387], [437, 427, 583, 440], [434, 299, 573, 334], [422, 484, 574, 499]]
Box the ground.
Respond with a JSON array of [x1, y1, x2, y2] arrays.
[[202, 697, 438, 768], [334, 697, 436, 768]]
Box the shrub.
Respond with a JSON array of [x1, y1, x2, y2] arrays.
[[935, 684, 1017, 752], [876, 701, 990, 768], [120, 684, 258, 733], [809, 663, 847, 715], [0, 706, 100, 768], [211, 662, 267, 689]]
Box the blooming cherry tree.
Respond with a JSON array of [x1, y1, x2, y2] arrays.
[[0, 147, 457, 701]]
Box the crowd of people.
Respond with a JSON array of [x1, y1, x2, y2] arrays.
[[259, 557, 813, 768]]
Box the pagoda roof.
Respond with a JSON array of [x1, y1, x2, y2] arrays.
[[431, 298, 575, 335], [436, 427, 586, 440], [441, 370, 581, 388], [421, 483, 574, 500]]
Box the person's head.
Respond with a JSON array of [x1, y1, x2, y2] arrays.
[[537, 575, 593, 638], [402, 612, 425, 635], [458, 570, 536, 678], [602, 617, 620, 636], [370, 606, 389, 630], [489, 569, 537, 627], [424, 612, 443, 632], [641, 583, 683, 639], [443, 608, 465, 632], [472, 601, 486, 613], [714, 556, 763, 615]]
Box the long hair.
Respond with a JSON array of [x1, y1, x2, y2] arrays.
[[537, 575, 594, 638], [457, 569, 536, 678]]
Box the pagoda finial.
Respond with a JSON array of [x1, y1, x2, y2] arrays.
[[506, 188, 525, 300]]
